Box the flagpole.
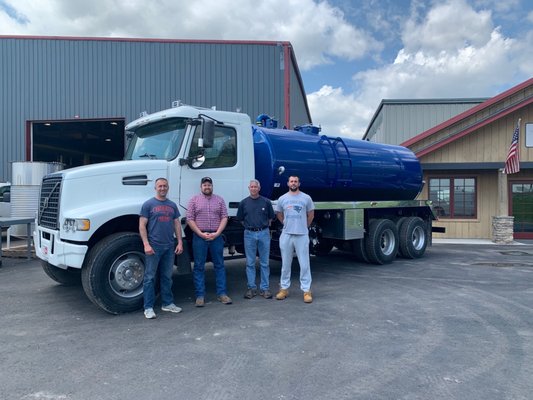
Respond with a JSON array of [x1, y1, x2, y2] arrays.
[[493, 119, 520, 243]]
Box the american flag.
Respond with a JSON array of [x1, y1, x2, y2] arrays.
[[504, 120, 520, 174]]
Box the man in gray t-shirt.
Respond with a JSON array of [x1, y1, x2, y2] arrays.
[[274, 175, 315, 303]]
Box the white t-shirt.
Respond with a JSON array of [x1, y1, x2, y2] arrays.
[[275, 191, 314, 235]]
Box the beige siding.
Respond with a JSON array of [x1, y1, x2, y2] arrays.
[[409, 85, 533, 157], [421, 109, 533, 164]]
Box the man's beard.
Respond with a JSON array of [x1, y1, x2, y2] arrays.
[[289, 186, 298, 192]]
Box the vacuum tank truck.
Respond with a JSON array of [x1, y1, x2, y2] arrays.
[[34, 103, 440, 314]]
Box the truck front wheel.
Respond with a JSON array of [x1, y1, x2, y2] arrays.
[[81, 232, 145, 314], [365, 219, 399, 265], [398, 217, 428, 259], [41, 260, 81, 286]]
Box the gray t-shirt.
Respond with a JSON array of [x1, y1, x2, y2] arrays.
[[275, 191, 314, 235]]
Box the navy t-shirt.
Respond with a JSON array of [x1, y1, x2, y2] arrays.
[[140, 197, 180, 248], [236, 195, 275, 229]]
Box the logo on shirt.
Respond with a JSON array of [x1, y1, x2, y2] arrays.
[[288, 205, 303, 213]]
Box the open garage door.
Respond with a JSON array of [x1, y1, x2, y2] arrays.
[[32, 119, 125, 169]]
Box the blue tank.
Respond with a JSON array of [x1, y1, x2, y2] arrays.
[[252, 125, 423, 201]]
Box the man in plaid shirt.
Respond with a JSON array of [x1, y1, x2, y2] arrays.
[[186, 177, 232, 307]]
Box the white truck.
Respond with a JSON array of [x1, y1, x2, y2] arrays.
[[34, 103, 440, 314]]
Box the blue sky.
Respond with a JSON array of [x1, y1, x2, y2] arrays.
[[1, 0, 532, 138]]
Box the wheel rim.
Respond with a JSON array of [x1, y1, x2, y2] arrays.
[[108, 251, 145, 298], [380, 229, 396, 256], [411, 226, 426, 251]]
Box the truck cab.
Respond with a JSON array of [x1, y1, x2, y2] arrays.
[[34, 104, 253, 313]]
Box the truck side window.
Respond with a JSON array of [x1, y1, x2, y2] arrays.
[[189, 126, 237, 169]]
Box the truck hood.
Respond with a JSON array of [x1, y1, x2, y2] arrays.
[[55, 160, 168, 181], [50, 160, 170, 241]]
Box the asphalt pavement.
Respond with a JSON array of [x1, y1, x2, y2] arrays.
[[1, 242, 533, 400]]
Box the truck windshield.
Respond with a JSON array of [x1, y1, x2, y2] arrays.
[[125, 118, 187, 161]]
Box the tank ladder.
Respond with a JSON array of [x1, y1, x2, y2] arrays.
[[318, 136, 353, 187]]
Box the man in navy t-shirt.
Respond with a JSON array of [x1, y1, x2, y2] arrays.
[[139, 177, 183, 319]]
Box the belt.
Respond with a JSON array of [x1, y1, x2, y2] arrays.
[[246, 227, 268, 232]]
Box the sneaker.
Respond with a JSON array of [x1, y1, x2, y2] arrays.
[[161, 303, 182, 313], [244, 288, 257, 299], [195, 297, 205, 307], [276, 289, 289, 300], [217, 294, 233, 304], [260, 289, 272, 299], [144, 308, 156, 319], [303, 291, 313, 303]]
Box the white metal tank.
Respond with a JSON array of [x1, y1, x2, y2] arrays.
[[10, 162, 63, 236]]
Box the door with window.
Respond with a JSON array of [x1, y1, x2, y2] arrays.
[[509, 182, 533, 239], [175, 123, 245, 215]]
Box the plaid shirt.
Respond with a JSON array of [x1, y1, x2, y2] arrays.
[[186, 193, 228, 232]]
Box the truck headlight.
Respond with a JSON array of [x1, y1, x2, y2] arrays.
[[63, 218, 90, 232]]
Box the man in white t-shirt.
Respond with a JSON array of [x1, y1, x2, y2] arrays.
[[274, 175, 315, 303]]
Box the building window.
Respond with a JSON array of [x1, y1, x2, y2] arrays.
[[526, 123, 533, 147], [429, 177, 477, 219]]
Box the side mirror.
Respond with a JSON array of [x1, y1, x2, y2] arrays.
[[191, 155, 206, 168], [201, 120, 215, 148]]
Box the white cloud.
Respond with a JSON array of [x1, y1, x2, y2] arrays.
[[308, 0, 533, 139], [359, 0, 524, 100], [402, 0, 494, 53], [0, 0, 379, 70], [527, 10, 533, 23], [307, 86, 373, 139]]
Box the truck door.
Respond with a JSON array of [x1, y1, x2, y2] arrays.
[[175, 123, 246, 216]]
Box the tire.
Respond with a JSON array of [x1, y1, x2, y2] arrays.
[[365, 219, 399, 265], [41, 260, 81, 286], [352, 239, 369, 263], [399, 217, 428, 259], [81, 232, 145, 314], [308, 223, 333, 256], [310, 237, 334, 256]]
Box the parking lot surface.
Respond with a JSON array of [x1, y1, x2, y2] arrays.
[[1, 243, 533, 400]]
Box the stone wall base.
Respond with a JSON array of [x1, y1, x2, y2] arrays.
[[492, 216, 514, 244]]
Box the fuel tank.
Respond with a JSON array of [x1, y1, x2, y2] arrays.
[[252, 125, 423, 201]]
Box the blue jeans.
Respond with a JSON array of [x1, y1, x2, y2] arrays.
[[244, 229, 271, 290], [192, 234, 227, 298], [143, 245, 175, 310]]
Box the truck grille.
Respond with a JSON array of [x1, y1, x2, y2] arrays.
[[38, 176, 62, 229]]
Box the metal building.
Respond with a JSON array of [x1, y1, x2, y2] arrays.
[[0, 36, 311, 181], [363, 98, 486, 144]]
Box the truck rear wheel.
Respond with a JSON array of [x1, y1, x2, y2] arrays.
[[41, 260, 81, 286], [365, 219, 399, 265], [81, 232, 145, 314], [399, 217, 427, 259], [352, 239, 369, 263]]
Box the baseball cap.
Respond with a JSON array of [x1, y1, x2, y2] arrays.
[[201, 176, 212, 184]]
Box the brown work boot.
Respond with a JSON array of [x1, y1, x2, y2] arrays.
[[303, 291, 313, 303], [195, 297, 205, 307], [275, 289, 289, 300], [244, 288, 257, 299], [217, 294, 233, 304]]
